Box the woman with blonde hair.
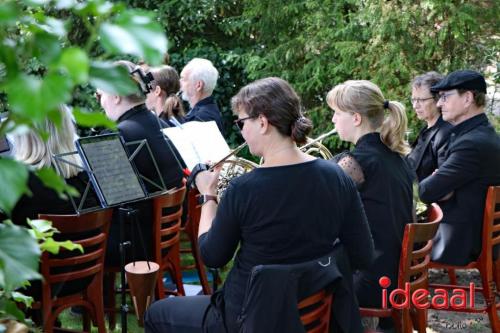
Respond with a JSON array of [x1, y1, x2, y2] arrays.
[[145, 65, 185, 126], [327, 80, 414, 332], [9, 105, 97, 225]]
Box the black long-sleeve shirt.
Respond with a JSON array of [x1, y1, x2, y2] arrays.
[[199, 158, 374, 328]]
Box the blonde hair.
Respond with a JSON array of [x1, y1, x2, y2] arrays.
[[327, 80, 410, 155], [13, 105, 82, 178]]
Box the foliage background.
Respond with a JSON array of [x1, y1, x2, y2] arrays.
[[125, 0, 499, 153]]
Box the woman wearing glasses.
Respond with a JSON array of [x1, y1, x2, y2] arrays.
[[145, 77, 375, 333], [407, 72, 452, 181], [328, 80, 414, 332]]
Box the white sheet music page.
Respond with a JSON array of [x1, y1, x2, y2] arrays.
[[162, 121, 231, 171]]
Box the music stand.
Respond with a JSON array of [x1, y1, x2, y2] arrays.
[[63, 133, 175, 332]]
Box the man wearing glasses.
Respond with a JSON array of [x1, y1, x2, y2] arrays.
[[419, 70, 500, 266]]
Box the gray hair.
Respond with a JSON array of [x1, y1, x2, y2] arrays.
[[13, 105, 82, 178], [411, 71, 444, 100], [185, 58, 219, 94]]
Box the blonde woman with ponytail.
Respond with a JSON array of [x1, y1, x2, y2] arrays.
[[327, 80, 414, 331]]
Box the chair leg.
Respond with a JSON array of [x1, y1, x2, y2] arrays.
[[190, 240, 211, 294], [156, 268, 165, 300], [410, 308, 427, 333], [447, 268, 457, 285], [83, 310, 91, 332], [105, 272, 117, 330], [494, 259, 500, 292], [479, 262, 500, 333]]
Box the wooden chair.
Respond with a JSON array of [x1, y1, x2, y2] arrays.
[[360, 203, 443, 333], [33, 209, 112, 333], [153, 185, 187, 299], [179, 187, 213, 294], [298, 289, 334, 333], [429, 185, 500, 333]]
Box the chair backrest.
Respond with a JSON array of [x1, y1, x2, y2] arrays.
[[298, 289, 333, 333], [481, 186, 500, 261], [38, 209, 112, 293], [152, 186, 187, 256], [397, 203, 443, 291]]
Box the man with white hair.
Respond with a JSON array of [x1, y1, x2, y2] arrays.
[[180, 58, 224, 134]]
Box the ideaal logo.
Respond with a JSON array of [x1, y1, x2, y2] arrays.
[[379, 276, 476, 310]]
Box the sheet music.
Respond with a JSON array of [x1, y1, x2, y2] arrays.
[[78, 135, 146, 206], [162, 121, 231, 171]]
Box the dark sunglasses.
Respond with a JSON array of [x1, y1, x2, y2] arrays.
[[234, 116, 256, 130]]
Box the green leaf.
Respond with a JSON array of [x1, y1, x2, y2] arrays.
[[41, 238, 83, 254], [99, 9, 167, 65], [35, 167, 80, 200], [1, 299, 27, 321], [73, 107, 116, 129], [0, 2, 19, 26], [89, 61, 138, 95], [0, 223, 41, 292], [0, 159, 29, 215], [4, 74, 44, 122], [40, 72, 73, 111], [33, 32, 62, 65], [11, 291, 34, 308], [27, 219, 57, 238], [58, 47, 89, 84]]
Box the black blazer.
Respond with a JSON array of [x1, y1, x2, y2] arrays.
[[184, 96, 224, 135], [236, 245, 363, 333], [407, 116, 452, 181], [419, 113, 500, 265]]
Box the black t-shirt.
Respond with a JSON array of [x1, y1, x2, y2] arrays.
[[199, 158, 374, 326]]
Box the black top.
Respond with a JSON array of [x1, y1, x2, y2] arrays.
[[419, 113, 500, 265], [116, 104, 183, 192], [183, 96, 224, 135], [9, 171, 99, 226], [338, 133, 414, 292], [199, 158, 374, 329], [407, 116, 452, 181]]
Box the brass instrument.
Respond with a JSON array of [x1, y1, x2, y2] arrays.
[[212, 143, 259, 197], [299, 128, 337, 160]]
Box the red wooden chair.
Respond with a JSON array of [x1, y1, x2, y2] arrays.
[[360, 203, 443, 333], [152, 185, 187, 299], [298, 289, 334, 333], [33, 209, 112, 333], [429, 185, 500, 333]]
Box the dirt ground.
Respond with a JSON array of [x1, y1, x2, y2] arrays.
[[425, 269, 498, 332]]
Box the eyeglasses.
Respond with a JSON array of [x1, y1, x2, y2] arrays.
[[438, 92, 458, 102], [410, 97, 434, 104], [95, 91, 102, 103], [234, 116, 256, 130]]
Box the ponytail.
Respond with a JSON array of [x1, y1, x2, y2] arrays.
[[163, 94, 185, 119], [380, 101, 410, 155]]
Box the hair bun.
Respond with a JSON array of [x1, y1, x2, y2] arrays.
[[291, 116, 313, 145]]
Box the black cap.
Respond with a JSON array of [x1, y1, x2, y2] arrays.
[[430, 70, 486, 93]]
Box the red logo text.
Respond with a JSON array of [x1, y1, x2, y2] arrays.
[[379, 276, 475, 310]]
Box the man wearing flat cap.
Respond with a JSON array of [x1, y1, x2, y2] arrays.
[[419, 69, 500, 265]]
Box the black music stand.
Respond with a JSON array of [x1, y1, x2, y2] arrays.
[[61, 133, 176, 333]]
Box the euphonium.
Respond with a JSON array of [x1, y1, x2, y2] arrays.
[[299, 128, 337, 160]]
